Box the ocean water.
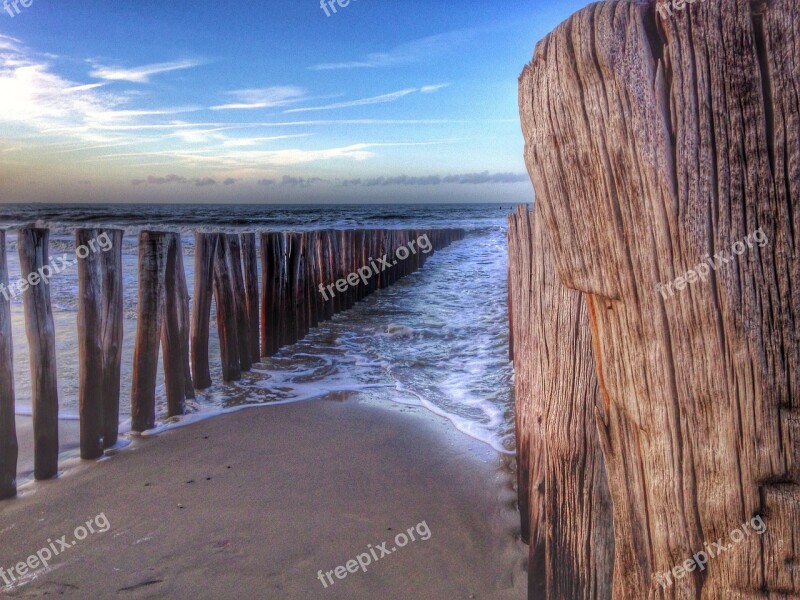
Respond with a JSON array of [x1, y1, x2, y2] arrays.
[[0, 204, 515, 454]]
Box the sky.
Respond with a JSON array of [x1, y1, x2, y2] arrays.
[[0, 0, 590, 204]]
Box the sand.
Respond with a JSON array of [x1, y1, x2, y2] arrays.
[[0, 397, 527, 599]]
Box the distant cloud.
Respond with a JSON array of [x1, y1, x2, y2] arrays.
[[310, 30, 472, 70], [89, 59, 204, 83], [131, 174, 219, 187], [280, 175, 325, 187], [223, 178, 237, 185], [284, 86, 446, 114], [346, 171, 529, 186], [251, 171, 528, 188], [210, 86, 307, 111]]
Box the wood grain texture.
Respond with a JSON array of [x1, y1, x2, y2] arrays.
[[519, 0, 800, 597], [509, 205, 614, 599], [18, 228, 59, 480], [240, 233, 261, 363], [76, 229, 106, 459], [191, 233, 218, 389], [0, 231, 17, 498], [100, 230, 124, 448], [213, 234, 242, 382]]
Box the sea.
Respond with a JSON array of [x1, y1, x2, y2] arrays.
[[0, 203, 516, 458]]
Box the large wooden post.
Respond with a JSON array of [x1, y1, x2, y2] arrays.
[[519, 1, 800, 596], [174, 240, 195, 401], [226, 235, 251, 372], [100, 230, 124, 448], [191, 233, 218, 389], [162, 234, 189, 417], [131, 232, 169, 432], [240, 233, 260, 363], [213, 235, 241, 382], [18, 228, 59, 479], [0, 231, 18, 499], [259, 232, 278, 357], [76, 229, 106, 459]]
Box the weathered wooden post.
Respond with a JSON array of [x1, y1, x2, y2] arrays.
[[131, 231, 189, 430], [0, 231, 18, 499], [174, 241, 195, 401], [213, 235, 241, 381], [240, 233, 260, 363], [330, 231, 344, 314], [76, 229, 106, 459], [287, 232, 308, 342], [162, 235, 189, 417], [226, 235, 251, 372], [191, 233, 218, 389], [304, 231, 320, 328], [18, 228, 59, 479], [131, 232, 168, 432], [316, 230, 334, 321], [100, 229, 124, 448], [259, 232, 278, 357]]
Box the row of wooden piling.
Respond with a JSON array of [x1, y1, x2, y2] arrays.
[[0, 226, 464, 499]]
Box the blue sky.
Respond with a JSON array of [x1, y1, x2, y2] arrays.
[[0, 0, 590, 204]]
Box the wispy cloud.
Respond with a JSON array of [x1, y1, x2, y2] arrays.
[[252, 171, 530, 187], [89, 59, 204, 83], [420, 83, 450, 94], [210, 86, 307, 110], [340, 172, 529, 186], [309, 30, 472, 70], [131, 174, 219, 186], [284, 85, 446, 114]]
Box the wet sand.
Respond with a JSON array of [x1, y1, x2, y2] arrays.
[[0, 397, 527, 599]]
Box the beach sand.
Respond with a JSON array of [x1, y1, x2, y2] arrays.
[[0, 397, 527, 599]]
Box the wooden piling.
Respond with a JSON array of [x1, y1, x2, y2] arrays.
[[76, 229, 107, 459], [191, 233, 218, 389], [226, 235, 251, 372], [259, 232, 278, 357], [162, 234, 189, 417], [100, 230, 124, 448], [174, 241, 195, 401], [18, 228, 59, 479], [213, 235, 241, 381], [0, 231, 18, 499], [240, 233, 260, 363], [131, 232, 169, 431]]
